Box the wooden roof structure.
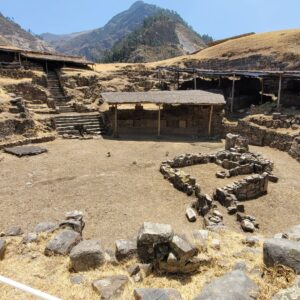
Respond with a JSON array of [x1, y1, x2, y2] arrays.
[[102, 90, 226, 106], [157, 67, 300, 79], [0, 45, 94, 66]]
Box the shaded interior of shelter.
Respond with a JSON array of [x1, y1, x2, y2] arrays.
[[178, 75, 300, 111]]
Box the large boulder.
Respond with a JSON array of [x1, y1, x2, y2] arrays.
[[0, 239, 6, 260], [137, 222, 173, 263], [92, 275, 128, 300], [70, 239, 105, 272], [44, 229, 81, 256], [193, 270, 259, 300], [134, 288, 182, 300], [115, 239, 137, 261], [263, 239, 300, 274]]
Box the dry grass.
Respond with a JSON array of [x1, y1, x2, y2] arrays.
[[0, 228, 295, 300]]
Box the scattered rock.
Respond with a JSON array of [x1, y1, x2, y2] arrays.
[[227, 206, 237, 215], [139, 263, 153, 277], [22, 233, 38, 244], [268, 174, 279, 183], [241, 220, 255, 233], [285, 224, 300, 241], [92, 275, 128, 300], [127, 264, 140, 277], [115, 239, 137, 261], [193, 270, 259, 300], [234, 261, 248, 271], [186, 207, 197, 222], [263, 239, 300, 274], [243, 236, 260, 247], [211, 239, 221, 250], [192, 231, 207, 251], [170, 235, 198, 261], [0, 239, 6, 260], [70, 239, 105, 272], [216, 171, 226, 179], [134, 288, 182, 300], [5, 226, 23, 236], [70, 275, 85, 285], [45, 229, 82, 256], [34, 222, 57, 234], [104, 249, 119, 266]]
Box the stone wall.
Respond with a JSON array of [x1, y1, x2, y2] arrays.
[[108, 105, 224, 137], [224, 120, 298, 152], [289, 137, 300, 162]]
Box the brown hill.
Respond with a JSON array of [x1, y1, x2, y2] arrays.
[[152, 29, 300, 70]]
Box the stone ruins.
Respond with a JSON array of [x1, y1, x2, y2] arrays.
[[160, 133, 277, 233]]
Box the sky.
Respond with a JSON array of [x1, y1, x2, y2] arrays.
[[0, 0, 299, 39]]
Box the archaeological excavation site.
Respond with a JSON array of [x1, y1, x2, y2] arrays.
[[0, 1, 300, 299]]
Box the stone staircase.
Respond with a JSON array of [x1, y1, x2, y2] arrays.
[[47, 70, 76, 113], [54, 113, 106, 136]]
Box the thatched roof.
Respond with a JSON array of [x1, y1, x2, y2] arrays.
[[102, 90, 226, 105], [0, 45, 93, 65], [21, 52, 94, 65]]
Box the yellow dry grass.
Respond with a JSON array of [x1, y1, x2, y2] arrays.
[[0, 229, 294, 300]]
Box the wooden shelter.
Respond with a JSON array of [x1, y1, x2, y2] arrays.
[[0, 45, 94, 71], [102, 90, 225, 137]]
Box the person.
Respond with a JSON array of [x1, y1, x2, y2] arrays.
[[74, 124, 87, 137]]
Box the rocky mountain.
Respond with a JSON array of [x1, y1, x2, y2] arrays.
[[103, 11, 207, 63], [41, 1, 211, 62], [0, 13, 53, 52]]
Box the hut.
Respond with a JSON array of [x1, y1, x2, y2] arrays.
[[102, 90, 225, 137]]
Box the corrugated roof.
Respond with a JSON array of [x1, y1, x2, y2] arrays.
[[102, 90, 226, 105]]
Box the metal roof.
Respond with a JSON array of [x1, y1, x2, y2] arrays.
[[102, 90, 226, 105]]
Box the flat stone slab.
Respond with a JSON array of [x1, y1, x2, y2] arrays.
[[92, 275, 128, 300], [4, 145, 48, 157], [193, 270, 259, 300], [134, 288, 182, 300], [34, 222, 57, 234], [264, 238, 300, 274], [44, 229, 81, 256], [70, 239, 105, 272]]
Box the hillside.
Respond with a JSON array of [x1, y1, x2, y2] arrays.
[[152, 29, 300, 70], [41, 1, 162, 61], [41, 1, 211, 62], [0, 13, 53, 52], [102, 11, 207, 63]]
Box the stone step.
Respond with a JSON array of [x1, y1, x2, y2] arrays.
[[55, 118, 101, 124], [57, 129, 102, 135], [56, 121, 101, 127]]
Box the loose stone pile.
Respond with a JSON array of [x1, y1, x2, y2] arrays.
[[160, 133, 278, 232]]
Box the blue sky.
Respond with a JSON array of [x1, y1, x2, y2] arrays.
[[0, 0, 299, 39]]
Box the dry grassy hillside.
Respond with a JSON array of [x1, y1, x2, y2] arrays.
[[150, 29, 300, 70]]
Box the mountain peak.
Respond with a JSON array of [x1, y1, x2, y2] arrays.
[[130, 1, 146, 9]]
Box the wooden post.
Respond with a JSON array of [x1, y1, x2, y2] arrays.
[[218, 76, 221, 88], [193, 72, 197, 90], [157, 104, 161, 137], [18, 53, 22, 67], [114, 104, 118, 137], [45, 60, 48, 74], [277, 75, 282, 109], [260, 77, 264, 105], [208, 105, 214, 136], [230, 73, 236, 113]]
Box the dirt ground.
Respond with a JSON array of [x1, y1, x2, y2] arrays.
[[0, 138, 299, 248]]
